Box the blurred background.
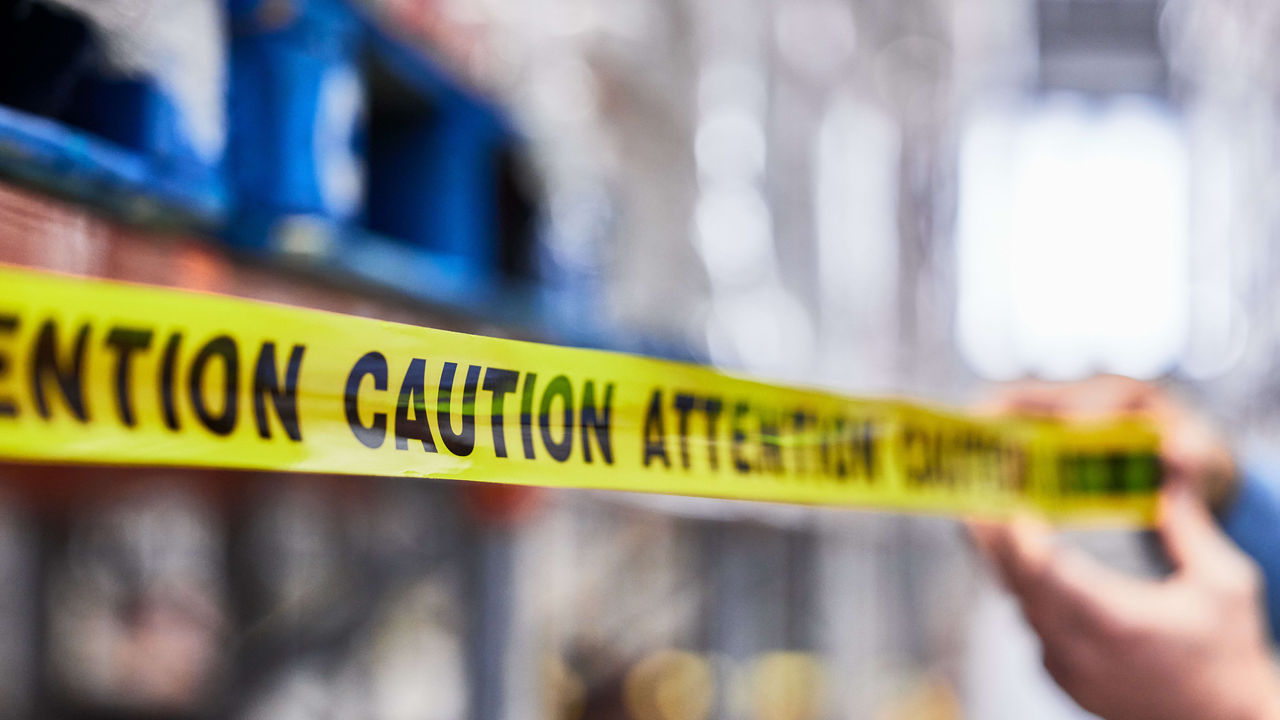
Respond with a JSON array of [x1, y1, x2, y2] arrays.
[[0, 0, 1276, 717]]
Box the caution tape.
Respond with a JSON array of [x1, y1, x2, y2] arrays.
[[0, 265, 1160, 524]]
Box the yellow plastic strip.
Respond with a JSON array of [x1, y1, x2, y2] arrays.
[[0, 265, 1159, 524]]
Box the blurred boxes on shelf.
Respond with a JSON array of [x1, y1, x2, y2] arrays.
[[0, 0, 577, 342], [0, 0, 228, 227], [226, 0, 545, 316]]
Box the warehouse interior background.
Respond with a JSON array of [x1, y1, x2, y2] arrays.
[[0, 0, 1274, 717]]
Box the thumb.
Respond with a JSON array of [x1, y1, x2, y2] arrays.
[[1158, 482, 1233, 574]]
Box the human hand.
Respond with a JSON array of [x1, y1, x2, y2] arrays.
[[981, 375, 1238, 511], [970, 485, 1280, 720]]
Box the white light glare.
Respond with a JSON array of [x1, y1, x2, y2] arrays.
[[957, 96, 1190, 381]]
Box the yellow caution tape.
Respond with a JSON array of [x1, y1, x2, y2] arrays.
[[0, 265, 1159, 524]]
